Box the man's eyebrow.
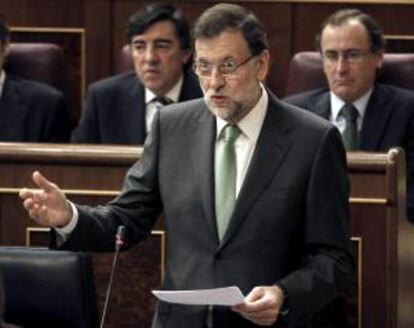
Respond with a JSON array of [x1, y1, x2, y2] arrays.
[[195, 56, 235, 62], [131, 38, 173, 44], [132, 39, 145, 45], [153, 38, 173, 44], [323, 48, 364, 52]]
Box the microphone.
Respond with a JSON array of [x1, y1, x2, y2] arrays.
[[100, 225, 127, 328], [115, 225, 126, 251]]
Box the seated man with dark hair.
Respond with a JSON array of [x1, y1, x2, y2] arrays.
[[71, 3, 203, 145], [284, 9, 414, 222], [0, 15, 71, 142]]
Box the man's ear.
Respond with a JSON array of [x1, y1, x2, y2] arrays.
[[181, 49, 192, 65], [2, 39, 10, 60], [256, 49, 270, 82], [375, 49, 384, 69]]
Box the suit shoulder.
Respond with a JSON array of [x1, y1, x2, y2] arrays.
[[283, 88, 328, 107], [379, 83, 414, 102], [7, 75, 64, 103], [281, 99, 333, 131], [164, 98, 205, 116], [88, 71, 140, 92], [159, 98, 207, 126]]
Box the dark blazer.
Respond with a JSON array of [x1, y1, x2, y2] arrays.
[[71, 70, 203, 145], [284, 83, 414, 222], [0, 75, 71, 142], [63, 90, 354, 327]]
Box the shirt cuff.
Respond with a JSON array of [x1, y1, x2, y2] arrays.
[[54, 202, 79, 244], [276, 283, 290, 322]]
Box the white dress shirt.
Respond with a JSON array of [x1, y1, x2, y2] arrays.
[[215, 84, 268, 197], [145, 76, 183, 133], [330, 88, 373, 134]]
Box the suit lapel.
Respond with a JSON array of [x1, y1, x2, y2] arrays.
[[122, 76, 146, 144], [360, 85, 393, 150], [311, 92, 331, 120], [190, 103, 217, 238], [0, 77, 27, 136], [219, 93, 294, 247]]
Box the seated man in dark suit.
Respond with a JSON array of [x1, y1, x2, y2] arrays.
[[71, 3, 203, 145], [284, 9, 414, 222], [0, 16, 71, 142]]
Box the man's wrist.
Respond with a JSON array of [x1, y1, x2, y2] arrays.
[[55, 202, 78, 233], [275, 284, 290, 320]]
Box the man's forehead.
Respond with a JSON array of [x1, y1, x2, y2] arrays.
[[195, 31, 249, 58], [131, 21, 178, 42], [321, 21, 370, 49]]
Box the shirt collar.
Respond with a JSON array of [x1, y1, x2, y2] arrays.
[[0, 70, 6, 98], [216, 83, 268, 142], [145, 75, 183, 105], [330, 87, 373, 121]]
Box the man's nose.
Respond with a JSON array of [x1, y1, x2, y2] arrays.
[[208, 68, 225, 90], [144, 45, 158, 62], [335, 57, 350, 73]]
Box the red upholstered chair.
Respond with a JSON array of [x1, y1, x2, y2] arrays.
[[115, 44, 134, 74], [285, 51, 414, 96], [4, 43, 67, 92]]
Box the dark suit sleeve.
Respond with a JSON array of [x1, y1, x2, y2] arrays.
[[277, 125, 355, 326], [71, 85, 101, 143], [44, 93, 72, 142], [61, 110, 163, 251]]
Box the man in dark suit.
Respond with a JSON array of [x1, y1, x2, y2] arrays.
[[20, 4, 354, 327], [283, 9, 414, 222], [0, 16, 70, 142], [71, 3, 203, 145]]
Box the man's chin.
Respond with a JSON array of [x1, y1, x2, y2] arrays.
[[209, 105, 232, 120], [333, 88, 357, 102], [144, 81, 167, 95]]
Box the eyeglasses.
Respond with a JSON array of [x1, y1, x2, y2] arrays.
[[322, 50, 373, 65], [194, 54, 257, 78]]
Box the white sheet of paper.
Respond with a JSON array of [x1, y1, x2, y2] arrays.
[[152, 286, 245, 306]]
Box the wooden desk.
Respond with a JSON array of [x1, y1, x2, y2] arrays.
[[0, 143, 412, 328], [347, 148, 414, 328], [0, 143, 158, 328]]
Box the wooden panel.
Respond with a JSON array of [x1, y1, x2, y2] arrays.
[[347, 149, 414, 328], [84, 0, 112, 84], [0, 144, 158, 328]]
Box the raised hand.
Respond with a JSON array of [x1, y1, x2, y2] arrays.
[[19, 171, 72, 228]]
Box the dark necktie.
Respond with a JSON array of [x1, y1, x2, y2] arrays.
[[154, 96, 173, 106], [341, 103, 359, 150], [215, 124, 241, 240]]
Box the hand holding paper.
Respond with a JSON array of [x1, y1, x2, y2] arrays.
[[152, 286, 245, 306]]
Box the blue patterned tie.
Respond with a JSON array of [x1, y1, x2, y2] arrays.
[[215, 124, 241, 240]]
